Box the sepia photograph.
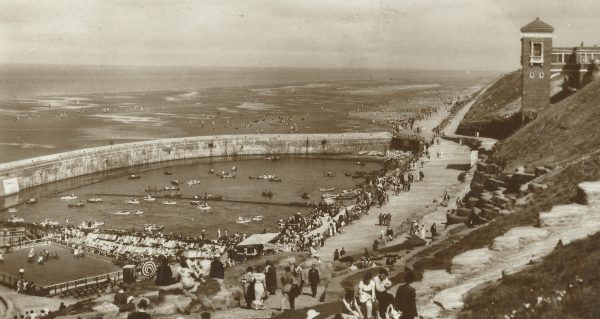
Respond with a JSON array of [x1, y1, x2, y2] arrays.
[[0, 1, 599, 318]]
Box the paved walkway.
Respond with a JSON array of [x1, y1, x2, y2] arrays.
[[317, 105, 475, 262]]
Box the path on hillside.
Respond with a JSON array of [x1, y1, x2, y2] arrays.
[[316, 104, 477, 262]]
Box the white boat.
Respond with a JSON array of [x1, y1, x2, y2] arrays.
[[187, 179, 201, 186], [78, 221, 104, 230], [162, 200, 177, 205], [40, 219, 60, 227], [252, 215, 263, 221], [114, 210, 130, 215], [26, 198, 37, 204], [8, 215, 24, 223], [143, 195, 155, 202], [319, 187, 335, 192], [236, 217, 251, 224], [87, 198, 103, 203], [60, 194, 78, 200], [321, 193, 338, 199], [144, 224, 164, 232], [126, 199, 140, 204], [133, 209, 144, 215], [7, 207, 17, 214], [197, 203, 211, 211]]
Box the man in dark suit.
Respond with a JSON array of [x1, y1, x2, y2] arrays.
[[394, 271, 418, 319], [307, 264, 321, 298]]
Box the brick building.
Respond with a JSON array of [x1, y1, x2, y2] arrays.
[[521, 18, 600, 119]]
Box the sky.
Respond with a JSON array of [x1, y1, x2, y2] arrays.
[[1, 0, 599, 71]]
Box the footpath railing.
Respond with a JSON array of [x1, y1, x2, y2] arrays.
[[43, 270, 123, 296], [9, 238, 51, 250]]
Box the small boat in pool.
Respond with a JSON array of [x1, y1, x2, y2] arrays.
[[162, 200, 177, 205], [216, 171, 235, 178], [209, 168, 215, 174], [143, 195, 155, 202], [68, 202, 85, 208], [301, 192, 310, 199], [8, 215, 24, 223], [114, 210, 130, 215], [344, 172, 353, 177], [40, 219, 60, 227], [187, 179, 200, 186], [8, 207, 18, 214], [87, 198, 103, 203], [60, 194, 78, 200], [26, 198, 37, 204], [319, 187, 335, 192], [193, 193, 223, 201], [171, 180, 180, 186], [127, 174, 141, 180], [164, 171, 173, 175], [126, 199, 140, 204], [197, 203, 211, 211], [321, 193, 338, 199], [133, 209, 144, 215], [164, 186, 180, 191], [265, 155, 280, 161], [323, 172, 336, 177], [78, 221, 104, 230], [252, 215, 263, 221], [144, 224, 164, 232], [356, 161, 366, 166], [236, 217, 251, 224]]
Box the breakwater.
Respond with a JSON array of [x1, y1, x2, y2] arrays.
[[0, 133, 392, 193]]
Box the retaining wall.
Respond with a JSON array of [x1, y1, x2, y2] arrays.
[[0, 133, 392, 192]]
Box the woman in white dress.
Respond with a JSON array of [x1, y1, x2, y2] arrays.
[[253, 266, 267, 310], [358, 272, 376, 319]]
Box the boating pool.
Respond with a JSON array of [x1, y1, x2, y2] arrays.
[[3, 157, 381, 237]]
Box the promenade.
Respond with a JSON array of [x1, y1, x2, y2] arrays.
[[317, 105, 474, 261]]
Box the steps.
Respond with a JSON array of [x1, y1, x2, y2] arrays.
[[417, 181, 600, 318]]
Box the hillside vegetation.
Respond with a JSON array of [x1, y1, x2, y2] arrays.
[[457, 70, 522, 139], [492, 78, 600, 171]]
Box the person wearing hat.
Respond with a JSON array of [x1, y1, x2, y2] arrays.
[[306, 309, 320, 319], [308, 264, 321, 298], [127, 299, 150, 319]]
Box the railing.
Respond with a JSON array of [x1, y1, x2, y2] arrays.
[[529, 56, 544, 65], [0, 271, 19, 289], [9, 238, 51, 250], [43, 270, 123, 296]]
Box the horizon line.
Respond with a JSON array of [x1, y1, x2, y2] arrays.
[[0, 62, 512, 74]]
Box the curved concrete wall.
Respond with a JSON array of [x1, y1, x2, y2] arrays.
[[0, 133, 392, 192]]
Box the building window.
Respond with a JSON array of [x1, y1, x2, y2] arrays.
[[530, 42, 544, 65], [539, 72, 544, 78], [530, 72, 535, 78]]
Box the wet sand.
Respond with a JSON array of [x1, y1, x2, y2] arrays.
[[0, 77, 488, 163]]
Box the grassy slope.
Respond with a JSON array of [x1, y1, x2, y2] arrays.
[[414, 153, 600, 274], [493, 78, 600, 171], [459, 232, 600, 319], [457, 70, 522, 138]]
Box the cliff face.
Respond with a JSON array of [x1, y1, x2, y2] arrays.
[[457, 71, 522, 139], [492, 78, 600, 171]]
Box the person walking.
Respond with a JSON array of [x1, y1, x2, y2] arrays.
[[265, 261, 277, 295], [308, 264, 321, 298], [252, 266, 267, 310], [281, 266, 299, 311]]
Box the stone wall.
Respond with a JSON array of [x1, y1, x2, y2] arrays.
[[0, 133, 392, 192]]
